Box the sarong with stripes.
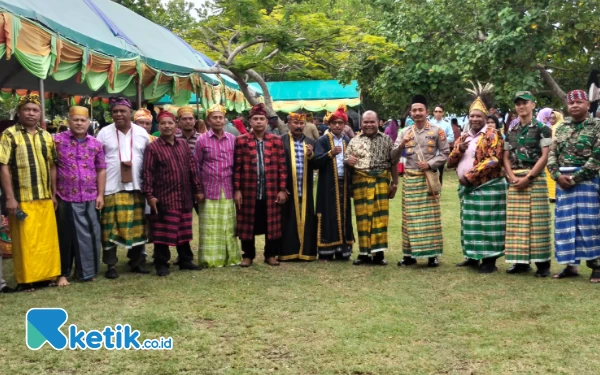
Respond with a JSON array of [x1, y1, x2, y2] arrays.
[[505, 171, 551, 263], [458, 177, 506, 260], [352, 170, 390, 256], [150, 209, 193, 247], [402, 169, 443, 258], [555, 176, 600, 265], [101, 191, 147, 249]]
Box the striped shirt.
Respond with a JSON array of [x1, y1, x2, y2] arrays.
[[0, 124, 57, 202], [194, 129, 236, 200], [257, 140, 266, 200], [176, 130, 200, 154], [294, 137, 305, 197], [142, 137, 201, 211]]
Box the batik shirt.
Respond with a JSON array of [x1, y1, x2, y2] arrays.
[[55, 131, 106, 203], [345, 132, 393, 172], [504, 119, 552, 169], [547, 116, 600, 183]]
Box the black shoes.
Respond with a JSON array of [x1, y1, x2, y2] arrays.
[[156, 265, 170, 277], [427, 257, 439, 268], [398, 256, 417, 266], [506, 264, 532, 274], [457, 258, 480, 267], [0, 286, 15, 293], [131, 264, 150, 274], [372, 259, 388, 266], [353, 257, 370, 266], [179, 262, 202, 271], [105, 266, 119, 279]]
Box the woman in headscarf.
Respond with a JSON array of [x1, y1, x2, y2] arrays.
[[536, 107, 553, 127], [545, 110, 565, 202], [384, 119, 399, 143]]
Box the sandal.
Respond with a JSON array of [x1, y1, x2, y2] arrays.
[[553, 267, 579, 279], [590, 270, 600, 284], [16, 284, 35, 292]]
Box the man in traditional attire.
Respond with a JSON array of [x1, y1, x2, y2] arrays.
[[234, 104, 287, 267], [303, 113, 320, 140], [548, 90, 600, 282], [0, 94, 60, 291], [195, 104, 241, 267], [143, 110, 202, 276], [447, 85, 506, 273], [279, 112, 317, 261], [55, 106, 106, 286], [96, 97, 150, 279], [313, 105, 354, 261], [176, 106, 200, 154], [392, 95, 449, 268], [503, 91, 552, 277], [345, 111, 397, 266], [134, 108, 157, 142]]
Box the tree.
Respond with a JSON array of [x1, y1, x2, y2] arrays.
[[359, 0, 600, 114], [114, 0, 199, 32], [187, 0, 395, 118]]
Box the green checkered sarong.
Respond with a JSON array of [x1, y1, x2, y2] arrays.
[[458, 177, 507, 260], [198, 190, 241, 267]]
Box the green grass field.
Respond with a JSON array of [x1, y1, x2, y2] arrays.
[[1, 173, 599, 374]]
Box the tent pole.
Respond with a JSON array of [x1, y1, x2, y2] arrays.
[[195, 87, 200, 118], [137, 77, 143, 109], [39, 78, 46, 129]]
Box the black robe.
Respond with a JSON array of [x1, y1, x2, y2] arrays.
[[312, 133, 354, 250], [280, 134, 317, 261]]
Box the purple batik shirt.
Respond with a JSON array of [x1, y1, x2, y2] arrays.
[[55, 131, 106, 203], [194, 129, 236, 200]]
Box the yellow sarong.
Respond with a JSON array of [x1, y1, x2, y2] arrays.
[[9, 199, 60, 284]]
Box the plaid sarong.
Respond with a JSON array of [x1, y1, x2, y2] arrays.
[[555, 176, 600, 264], [198, 190, 241, 267], [402, 170, 443, 258], [458, 178, 506, 260], [101, 191, 147, 249], [353, 170, 390, 256], [150, 210, 193, 247], [505, 172, 551, 263]]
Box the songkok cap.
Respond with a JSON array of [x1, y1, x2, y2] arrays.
[[513, 91, 535, 103], [177, 106, 195, 117], [69, 106, 89, 117], [411, 94, 428, 107]]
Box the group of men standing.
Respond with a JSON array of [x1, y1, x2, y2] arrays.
[[2, 84, 600, 293]]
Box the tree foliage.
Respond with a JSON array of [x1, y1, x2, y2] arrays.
[[362, 0, 600, 115], [113, 0, 199, 32]]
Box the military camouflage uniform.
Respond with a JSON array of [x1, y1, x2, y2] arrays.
[[548, 116, 600, 267], [505, 119, 553, 169], [504, 118, 552, 266], [547, 116, 600, 183]]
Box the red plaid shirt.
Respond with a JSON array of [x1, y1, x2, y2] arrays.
[[234, 133, 287, 240]]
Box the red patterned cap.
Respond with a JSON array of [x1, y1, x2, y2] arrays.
[[567, 90, 588, 103]]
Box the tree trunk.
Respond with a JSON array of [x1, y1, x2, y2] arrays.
[[536, 66, 567, 106]]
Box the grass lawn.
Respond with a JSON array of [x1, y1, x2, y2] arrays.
[[1, 173, 599, 375]]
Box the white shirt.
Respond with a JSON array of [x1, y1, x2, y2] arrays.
[[332, 133, 345, 177], [96, 123, 149, 195]]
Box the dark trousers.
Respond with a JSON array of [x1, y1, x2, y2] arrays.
[[153, 242, 193, 267], [103, 245, 146, 268], [241, 199, 280, 259], [438, 166, 445, 185]]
